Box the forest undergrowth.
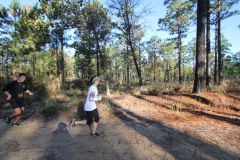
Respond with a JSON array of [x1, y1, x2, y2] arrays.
[[0, 80, 239, 125]]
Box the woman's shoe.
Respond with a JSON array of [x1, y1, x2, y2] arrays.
[[69, 119, 76, 128], [91, 132, 100, 136]]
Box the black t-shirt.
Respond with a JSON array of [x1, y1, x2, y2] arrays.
[[2, 81, 27, 100]]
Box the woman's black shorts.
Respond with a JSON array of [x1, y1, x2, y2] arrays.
[[85, 108, 99, 125]]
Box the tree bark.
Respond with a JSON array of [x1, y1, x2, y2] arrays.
[[60, 32, 65, 84], [124, 1, 142, 86], [177, 27, 182, 84], [193, 0, 206, 93], [206, 0, 211, 88], [126, 46, 130, 85], [93, 28, 101, 76], [214, 20, 218, 84], [217, 0, 223, 84], [153, 49, 156, 83], [32, 52, 36, 76]]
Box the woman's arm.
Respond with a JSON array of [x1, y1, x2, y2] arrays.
[[89, 91, 102, 101]]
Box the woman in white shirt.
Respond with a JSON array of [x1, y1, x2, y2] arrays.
[[69, 76, 102, 136]]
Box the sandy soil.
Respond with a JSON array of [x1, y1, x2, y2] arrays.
[[107, 90, 240, 158], [0, 89, 239, 160]]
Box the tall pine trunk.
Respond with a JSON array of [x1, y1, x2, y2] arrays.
[[206, 0, 211, 88], [177, 30, 182, 84], [128, 34, 142, 86], [214, 21, 218, 84], [217, 0, 223, 84], [32, 52, 36, 76], [126, 46, 130, 85], [153, 50, 156, 83], [124, 2, 142, 86], [93, 28, 101, 76], [193, 0, 206, 93], [60, 33, 65, 84]]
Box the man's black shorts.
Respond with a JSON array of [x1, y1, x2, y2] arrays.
[[10, 99, 25, 109]]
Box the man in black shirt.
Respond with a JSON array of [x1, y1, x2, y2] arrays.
[[2, 73, 33, 126]]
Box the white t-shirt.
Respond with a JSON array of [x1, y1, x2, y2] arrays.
[[84, 85, 101, 111]]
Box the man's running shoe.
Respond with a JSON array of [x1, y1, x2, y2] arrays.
[[69, 119, 76, 128], [6, 116, 12, 124], [91, 132, 100, 136], [12, 122, 21, 126]]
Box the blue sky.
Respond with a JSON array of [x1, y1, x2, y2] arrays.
[[1, 0, 240, 54]]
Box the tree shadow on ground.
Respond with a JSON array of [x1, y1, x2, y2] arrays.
[[180, 94, 214, 105], [213, 110, 240, 118], [188, 111, 240, 126], [226, 94, 240, 101], [224, 90, 240, 102], [228, 107, 240, 112], [134, 95, 172, 110], [227, 89, 240, 94], [108, 99, 240, 160], [164, 95, 240, 126], [137, 95, 240, 127]]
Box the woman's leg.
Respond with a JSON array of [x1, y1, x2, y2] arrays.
[[75, 120, 87, 125], [86, 111, 94, 133], [69, 119, 87, 128], [91, 108, 100, 135]]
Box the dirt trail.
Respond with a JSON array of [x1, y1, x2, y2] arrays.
[[108, 93, 240, 159], [0, 91, 239, 160]]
